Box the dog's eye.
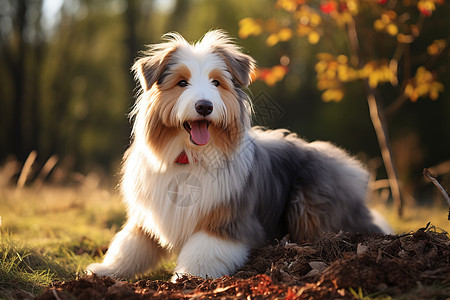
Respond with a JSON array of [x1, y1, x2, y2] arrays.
[[177, 80, 188, 87], [212, 80, 220, 87]]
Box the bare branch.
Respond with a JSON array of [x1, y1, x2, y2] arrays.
[[423, 168, 450, 220]]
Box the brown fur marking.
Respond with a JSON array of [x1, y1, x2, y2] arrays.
[[208, 69, 244, 157], [142, 64, 194, 157], [195, 204, 234, 239]]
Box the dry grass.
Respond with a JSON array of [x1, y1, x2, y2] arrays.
[[370, 201, 450, 234], [0, 166, 127, 298]]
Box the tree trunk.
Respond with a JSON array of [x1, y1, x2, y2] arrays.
[[11, 0, 27, 162]]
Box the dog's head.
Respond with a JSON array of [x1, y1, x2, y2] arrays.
[[131, 30, 255, 166]]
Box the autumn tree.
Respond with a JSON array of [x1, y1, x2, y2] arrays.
[[239, 0, 447, 215]]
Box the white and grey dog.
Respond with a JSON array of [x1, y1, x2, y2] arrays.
[[87, 30, 388, 280]]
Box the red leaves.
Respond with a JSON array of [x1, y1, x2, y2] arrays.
[[320, 1, 337, 13]]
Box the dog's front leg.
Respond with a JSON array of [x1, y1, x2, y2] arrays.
[[86, 222, 167, 279], [171, 231, 249, 281]]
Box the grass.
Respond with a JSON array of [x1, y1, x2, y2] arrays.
[[0, 182, 178, 298], [0, 180, 449, 298], [0, 185, 121, 298], [370, 200, 450, 234]]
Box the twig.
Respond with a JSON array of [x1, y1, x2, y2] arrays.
[[34, 155, 58, 188], [17, 151, 37, 189], [423, 168, 450, 220], [385, 94, 408, 116], [51, 289, 63, 300], [428, 160, 450, 177], [367, 92, 404, 216]]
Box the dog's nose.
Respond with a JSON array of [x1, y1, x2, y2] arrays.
[[195, 100, 213, 116]]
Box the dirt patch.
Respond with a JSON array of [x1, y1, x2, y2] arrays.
[[38, 225, 450, 299]]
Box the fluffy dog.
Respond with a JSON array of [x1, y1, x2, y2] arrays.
[[87, 30, 388, 280]]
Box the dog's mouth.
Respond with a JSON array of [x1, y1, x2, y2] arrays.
[[183, 120, 211, 146]]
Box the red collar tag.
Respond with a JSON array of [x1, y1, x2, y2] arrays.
[[175, 151, 189, 164]]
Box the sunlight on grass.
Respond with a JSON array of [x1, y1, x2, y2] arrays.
[[0, 183, 178, 297], [0, 181, 448, 297], [0, 184, 126, 297], [0, 186, 124, 247], [371, 202, 450, 234]]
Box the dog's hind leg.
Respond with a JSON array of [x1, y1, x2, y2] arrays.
[[86, 222, 167, 279], [287, 187, 385, 242]]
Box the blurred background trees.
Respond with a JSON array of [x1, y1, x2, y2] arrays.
[[0, 0, 449, 204]]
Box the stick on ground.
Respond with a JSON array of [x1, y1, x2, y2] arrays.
[[423, 168, 450, 220]]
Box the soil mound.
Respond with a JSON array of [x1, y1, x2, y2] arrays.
[[38, 225, 450, 299]]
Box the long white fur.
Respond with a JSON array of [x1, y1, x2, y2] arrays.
[[121, 135, 255, 251]]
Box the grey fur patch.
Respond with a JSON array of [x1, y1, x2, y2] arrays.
[[216, 129, 382, 245]]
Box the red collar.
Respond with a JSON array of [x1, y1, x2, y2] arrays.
[[175, 151, 189, 164]]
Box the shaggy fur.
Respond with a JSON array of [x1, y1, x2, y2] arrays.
[[86, 30, 388, 280]]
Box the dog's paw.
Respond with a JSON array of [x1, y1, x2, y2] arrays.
[[174, 231, 249, 279], [85, 263, 116, 277], [170, 273, 185, 283]]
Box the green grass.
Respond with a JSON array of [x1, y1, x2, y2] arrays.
[[0, 183, 449, 298], [0, 185, 122, 298]]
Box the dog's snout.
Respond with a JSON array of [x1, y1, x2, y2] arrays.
[[195, 100, 213, 116]]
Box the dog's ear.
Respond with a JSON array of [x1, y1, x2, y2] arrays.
[[132, 47, 176, 91], [214, 46, 255, 88]]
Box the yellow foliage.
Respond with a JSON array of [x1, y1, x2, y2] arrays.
[[316, 52, 335, 61], [404, 67, 444, 101], [266, 33, 280, 46], [265, 26, 293, 46], [337, 65, 358, 81], [337, 55, 348, 64], [308, 31, 320, 44], [359, 61, 396, 88], [427, 39, 446, 56], [417, 0, 436, 16], [254, 65, 288, 86], [309, 13, 322, 26], [295, 5, 322, 26], [264, 65, 288, 86], [374, 13, 398, 36], [239, 0, 444, 98], [278, 28, 294, 41], [346, 0, 359, 15], [238, 18, 263, 39], [322, 89, 344, 102], [294, 6, 322, 44], [272, 65, 288, 78], [315, 54, 399, 100], [276, 0, 302, 12], [332, 11, 353, 26], [397, 34, 414, 44], [315, 60, 328, 73], [386, 24, 398, 36], [374, 19, 384, 31], [321, 0, 360, 26], [315, 53, 357, 101]]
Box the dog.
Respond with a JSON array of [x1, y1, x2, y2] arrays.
[[86, 30, 389, 280]]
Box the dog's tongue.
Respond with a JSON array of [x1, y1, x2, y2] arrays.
[[190, 120, 209, 146]]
